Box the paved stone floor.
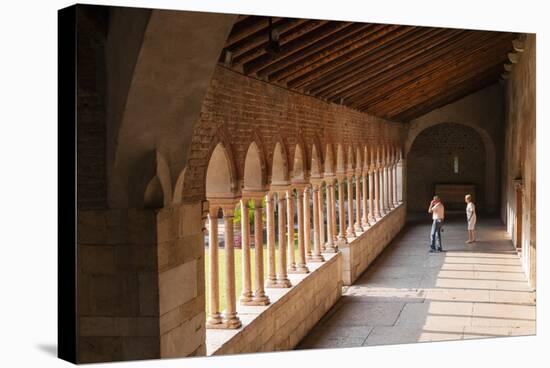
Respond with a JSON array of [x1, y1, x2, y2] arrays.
[[297, 214, 536, 350]]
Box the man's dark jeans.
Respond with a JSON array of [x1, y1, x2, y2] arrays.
[[430, 219, 443, 250]]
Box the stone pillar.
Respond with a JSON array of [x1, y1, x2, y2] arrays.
[[295, 187, 309, 273], [382, 165, 389, 214], [265, 192, 278, 287], [277, 192, 292, 287], [397, 159, 404, 203], [221, 205, 241, 329], [346, 176, 356, 238], [361, 174, 370, 228], [325, 179, 337, 252], [206, 208, 222, 327], [310, 183, 325, 262], [355, 175, 363, 232], [393, 163, 399, 207], [337, 178, 347, 243], [373, 167, 382, 220], [304, 186, 313, 261], [318, 184, 325, 250], [251, 197, 269, 305], [368, 170, 376, 223], [239, 199, 253, 304], [286, 189, 296, 273], [388, 164, 395, 210], [330, 180, 338, 245]]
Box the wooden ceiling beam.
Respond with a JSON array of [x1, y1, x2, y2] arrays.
[[233, 19, 331, 66], [264, 24, 387, 82], [256, 23, 375, 80], [394, 75, 498, 121], [286, 25, 416, 90], [365, 59, 507, 117], [243, 21, 353, 75], [347, 32, 510, 107], [316, 28, 463, 99], [226, 16, 284, 47], [227, 18, 308, 58]]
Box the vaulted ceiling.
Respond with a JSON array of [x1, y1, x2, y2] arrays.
[[220, 15, 517, 122]]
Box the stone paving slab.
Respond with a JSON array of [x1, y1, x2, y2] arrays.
[[297, 215, 536, 350]]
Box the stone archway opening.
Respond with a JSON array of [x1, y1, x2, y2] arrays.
[[407, 122, 487, 213]]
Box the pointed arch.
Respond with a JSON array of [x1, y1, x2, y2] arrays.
[[346, 145, 355, 173], [336, 143, 346, 174], [206, 142, 238, 199], [243, 141, 265, 191], [324, 143, 335, 176], [310, 141, 323, 179], [356, 146, 363, 174], [271, 140, 290, 185], [292, 143, 307, 183]]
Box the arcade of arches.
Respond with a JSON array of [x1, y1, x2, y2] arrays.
[[71, 5, 536, 363]]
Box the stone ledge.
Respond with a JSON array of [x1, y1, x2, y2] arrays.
[[206, 252, 342, 355]]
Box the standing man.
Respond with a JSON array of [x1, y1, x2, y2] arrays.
[[428, 195, 445, 252]]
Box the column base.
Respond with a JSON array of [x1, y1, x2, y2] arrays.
[[346, 228, 356, 238], [308, 254, 325, 262], [239, 293, 253, 304], [289, 265, 309, 274], [242, 295, 270, 306], [265, 279, 278, 288], [323, 243, 338, 253], [207, 317, 242, 329], [354, 223, 364, 233], [206, 314, 223, 327], [287, 264, 297, 273], [266, 278, 292, 288]]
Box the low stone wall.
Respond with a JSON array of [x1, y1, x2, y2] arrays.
[[340, 204, 407, 285], [207, 253, 342, 355]]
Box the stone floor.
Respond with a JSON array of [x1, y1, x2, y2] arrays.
[[297, 213, 536, 350]]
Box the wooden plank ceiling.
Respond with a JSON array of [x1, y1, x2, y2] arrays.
[[220, 15, 517, 122]]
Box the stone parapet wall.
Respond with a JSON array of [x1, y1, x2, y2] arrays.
[[207, 253, 342, 355], [340, 204, 406, 285]]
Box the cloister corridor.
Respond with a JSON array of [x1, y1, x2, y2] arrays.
[[298, 214, 536, 349]]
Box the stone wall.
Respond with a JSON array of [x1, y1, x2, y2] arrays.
[[405, 84, 504, 213], [341, 204, 406, 285], [407, 123, 486, 212], [501, 34, 536, 288], [208, 253, 342, 355]]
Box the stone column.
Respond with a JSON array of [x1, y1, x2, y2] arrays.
[[251, 197, 269, 305], [393, 163, 399, 207], [206, 208, 222, 327], [346, 175, 356, 238], [373, 167, 382, 220], [304, 186, 313, 261], [318, 184, 325, 250], [337, 177, 347, 243], [239, 199, 253, 304], [354, 175, 363, 232], [277, 192, 292, 287], [265, 192, 278, 287], [361, 174, 369, 228], [221, 205, 241, 328], [397, 158, 404, 203], [382, 165, 389, 214], [295, 187, 309, 273], [325, 179, 337, 252], [330, 180, 338, 245], [286, 189, 296, 273], [310, 183, 325, 262], [368, 170, 376, 223], [388, 164, 395, 210]]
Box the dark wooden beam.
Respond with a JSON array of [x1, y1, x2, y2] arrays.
[[227, 18, 308, 58], [255, 23, 375, 80], [346, 31, 509, 107], [226, 16, 283, 48], [315, 28, 462, 99], [394, 76, 499, 121], [233, 19, 331, 67], [243, 21, 353, 75], [287, 25, 416, 90]]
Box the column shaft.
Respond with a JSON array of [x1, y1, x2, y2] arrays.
[[311, 185, 325, 262], [239, 199, 253, 303], [361, 175, 369, 227], [265, 193, 277, 287], [277, 193, 291, 287], [318, 184, 325, 250], [252, 199, 269, 305], [368, 171, 376, 223], [286, 190, 296, 272], [374, 169, 382, 219], [295, 189, 308, 273], [304, 187, 313, 260], [338, 179, 346, 242], [206, 210, 222, 327], [222, 207, 241, 328], [346, 177, 356, 237], [355, 175, 363, 232]]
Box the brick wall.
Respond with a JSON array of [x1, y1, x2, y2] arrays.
[[407, 123, 486, 212], [181, 66, 403, 202]]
